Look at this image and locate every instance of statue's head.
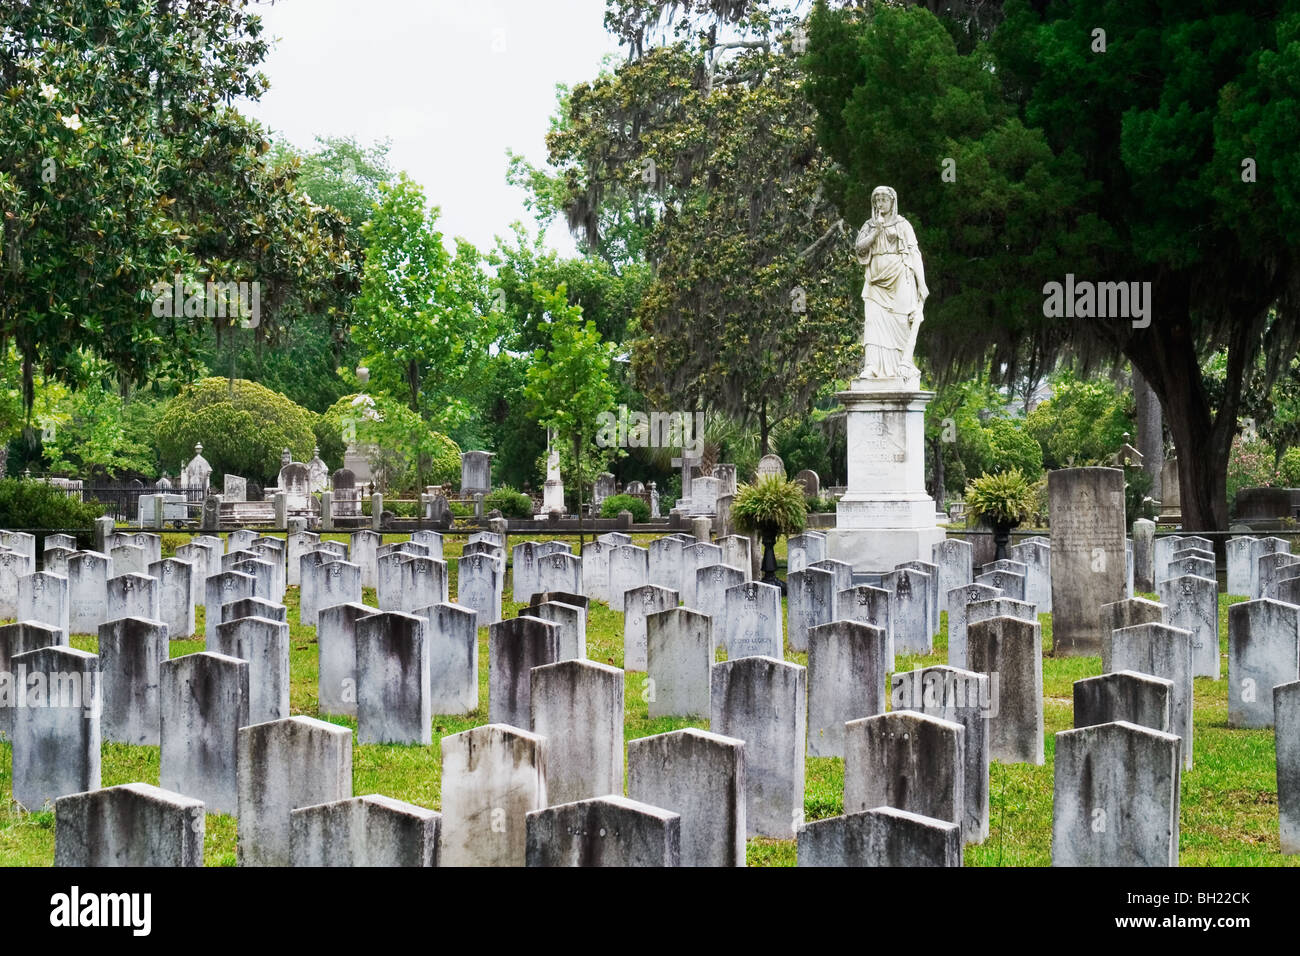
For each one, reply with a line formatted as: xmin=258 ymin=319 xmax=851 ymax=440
xmin=871 ymin=185 xmax=897 ymax=219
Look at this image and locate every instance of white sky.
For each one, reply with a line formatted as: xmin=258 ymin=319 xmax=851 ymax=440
xmin=240 ymin=0 xmax=625 ymax=258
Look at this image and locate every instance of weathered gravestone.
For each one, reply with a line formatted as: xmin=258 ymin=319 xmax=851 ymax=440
xmin=98 ymin=617 xmax=169 ymax=745
xmin=627 ymin=728 xmax=745 ymax=867
xmin=678 ymin=542 xmax=723 ymax=607
xmin=10 ymin=645 xmax=100 ymax=809
xmin=213 ymin=616 xmax=291 ymax=725
xmin=110 ymin=544 xmax=148 ymax=577
xmin=968 ymin=616 xmax=1044 ymax=765
xmin=882 ymin=567 xmax=932 ymax=655
xmin=695 ymin=564 xmax=746 ymax=644
xmin=237 ymin=716 xmax=353 ymax=867
xmin=975 ymin=567 xmax=1026 ymax=604
xmin=222 ymin=597 xmax=286 ymax=625
xmin=1158 ymin=574 xmax=1219 ymax=679
xmin=488 ymin=616 xmax=560 ymax=728
xmin=787 ymin=567 xmax=834 ymax=654
xmin=797 ymin=806 xmax=962 ymax=868
xmin=18 ymin=571 xmax=69 ymax=643
xmin=0 ymin=621 xmax=63 ymax=739
xmin=710 ymin=656 xmax=806 ymax=838
xmin=317 ymin=602 xmax=379 ymax=718
xmin=1009 ymin=540 xmax=1053 ymax=611
xmin=945 ymin=583 xmax=1002 ymax=670
xmin=54 ymin=783 xmax=205 ymax=867
xmin=290 ymin=794 xmax=439 ymax=867
xmin=1227 ymin=599 xmax=1300 ymax=728
xmin=439 ymin=723 xmax=547 ymax=867
xmin=1051 ymin=721 xmax=1181 ymax=867
xmin=843 ymin=709 xmax=965 ymax=842
xmin=835 ymin=584 xmax=893 ymax=670
xmin=148 ymin=558 xmax=195 ymax=639
xmin=786 ymin=532 xmax=827 ymax=575
xmin=457 ymin=553 xmax=503 ymax=627
xmin=414 ymin=601 xmax=478 ymax=715
xmin=897 ymin=559 xmax=941 ymax=636
xmin=158 ymin=653 xmax=248 ymax=816
xmin=724 ymin=580 xmax=783 ymax=659
xmin=348 ymin=529 xmax=380 ymax=590
xmin=932 ymin=538 xmax=974 ymax=603
xmin=355 ymin=612 xmax=430 ymax=745
xmin=646 ymin=606 xmax=712 ymax=718
xmin=1109 ymin=622 xmax=1194 ymax=770
xmin=891 ymin=665 xmax=991 ymax=844
xmin=67 ymin=551 xmax=111 ymax=634
xmin=519 ymin=601 xmax=586 ymax=661
xmin=535 ymin=551 xmax=582 ymax=597
xmin=106 ymin=572 xmax=159 ymax=624
xmin=806 ymin=620 xmax=887 ymax=759
xmin=529 ymin=659 xmax=623 ymax=805
xmin=649 ymin=536 xmax=686 ymax=592
xmin=1073 ymin=670 xmax=1172 ymax=734
xmin=1276 ymin=680 xmax=1300 ymax=854
xmin=525 ymin=796 xmax=680 ymax=867
xmin=205 ymin=571 xmax=256 ymax=644
xmin=0 ymin=548 xmax=33 ymax=619
xmin=1049 ymin=468 xmax=1128 ymax=656
xmin=1132 ymin=519 xmax=1157 ymax=593
xmin=717 ymin=535 xmax=752 ymax=581
xmin=1099 ymin=596 xmax=1166 ymax=673
xmin=607 ymin=544 xmax=649 ymax=607
xmin=623 ymin=584 xmax=678 ymax=672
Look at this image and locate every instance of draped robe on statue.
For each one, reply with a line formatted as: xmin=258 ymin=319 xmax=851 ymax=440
xmin=856 ymin=214 xmax=927 ymax=380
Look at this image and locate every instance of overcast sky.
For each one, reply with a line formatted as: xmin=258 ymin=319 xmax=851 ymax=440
xmin=240 ymin=0 xmax=625 ymax=258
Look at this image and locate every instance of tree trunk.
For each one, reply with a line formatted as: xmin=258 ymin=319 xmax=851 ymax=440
xmin=1127 ymin=306 xmax=1248 ymax=532
xmin=1133 ymin=366 xmax=1163 ymax=501
xmin=574 ymin=430 xmax=584 ymax=549
xmin=759 ymin=400 xmax=769 ymax=457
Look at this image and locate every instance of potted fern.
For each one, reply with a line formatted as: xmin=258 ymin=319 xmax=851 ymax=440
xmin=732 ymin=474 xmax=807 ymax=593
xmin=965 ymin=467 xmax=1035 ymax=560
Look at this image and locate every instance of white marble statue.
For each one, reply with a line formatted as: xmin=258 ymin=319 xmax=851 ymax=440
xmin=855 ymin=185 xmax=929 ymax=384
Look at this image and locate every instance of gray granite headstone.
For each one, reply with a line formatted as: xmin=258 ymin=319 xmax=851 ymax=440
xmin=1049 ymin=467 xmax=1127 ymax=655
xmin=1073 ymin=670 xmax=1172 ymax=734
xmin=1227 ymin=598 xmax=1300 ymax=728
xmin=968 ymin=615 xmax=1043 ymax=765
xmin=807 ymin=620 xmax=887 ymax=758
xmin=797 ymin=807 xmax=961 ymax=867
xmin=525 ymin=796 xmax=680 ymax=867
xmin=439 ymin=723 xmax=547 ymax=867
xmin=1109 ymin=622 xmax=1194 ymax=770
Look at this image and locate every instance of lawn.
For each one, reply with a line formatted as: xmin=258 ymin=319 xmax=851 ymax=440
xmin=0 ymin=533 xmax=1293 ymax=866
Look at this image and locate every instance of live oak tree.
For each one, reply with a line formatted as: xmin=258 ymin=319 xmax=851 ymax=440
xmin=545 ymin=3 xmax=860 ymax=455
xmin=806 ymin=0 xmax=1300 ymax=530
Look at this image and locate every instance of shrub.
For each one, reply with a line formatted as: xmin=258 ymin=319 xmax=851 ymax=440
xmin=1280 ymin=447 xmax=1300 ymax=487
xmin=965 ymin=467 xmax=1035 ymax=527
xmin=486 ymin=485 xmax=535 ymax=519
xmin=156 ymin=378 xmax=317 ymax=483
xmin=0 ymin=478 xmax=104 ymax=528
xmin=600 ymin=493 xmax=649 ymax=522
xmin=805 ymin=494 xmax=836 ymax=514
xmin=732 ymin=475 xmax=807 ymax=536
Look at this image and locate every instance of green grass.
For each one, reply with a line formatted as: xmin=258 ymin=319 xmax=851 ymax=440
xmin=1 ymin=535 xmax=1295 ymax=866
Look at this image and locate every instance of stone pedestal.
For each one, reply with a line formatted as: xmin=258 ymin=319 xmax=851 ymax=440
xmin=825 ymin=383 xmax=944 ymax=571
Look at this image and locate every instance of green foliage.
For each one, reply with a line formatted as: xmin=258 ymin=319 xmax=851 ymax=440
xmin=524 ymin=284 xmax=618 ymax=511
xmin=485 ymin=485 xmax=535 ymax=519
xmin=1227 ymin=437 xmax=1280 ymax=515
xmin=774 ymin=418 xmax=833 ymax=486
xmin=600 ymin=493 xmax=650 ymax=523
xmin=0 ymin=478 xmax=102 ymax=528
xmin=1279 ymin=447 xmax=1300 ymax=487
xmin=966 ymin=417 xmax=1044 ymax=480
xmin=1024 ymin=371 xmax=1133 ymax=469
xmin=341 ymin=394 xmax=460 ymax=493
xmin=732 ymin=474 xmax=808 ymax=537
xmin=805 ymin=495 xmax=837 ymax=514
xmin=354 ymin=174 xmax=497 ymax=431
xmin=40 ymin=376 xmax=165 ymax=479
xmin=0 ymin=1 xmax=358 ymax=401
xmin=155 ymin=378 xmax=317 ymax=483
xmin=965 ymin=467 xmax=1035 ymax=527
xmin=1124 ymin=464 xmax=1157 ymax=531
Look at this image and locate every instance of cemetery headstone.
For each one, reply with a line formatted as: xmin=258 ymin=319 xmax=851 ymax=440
xmin=1049 ymin=467 xmax=1127 ymax=656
